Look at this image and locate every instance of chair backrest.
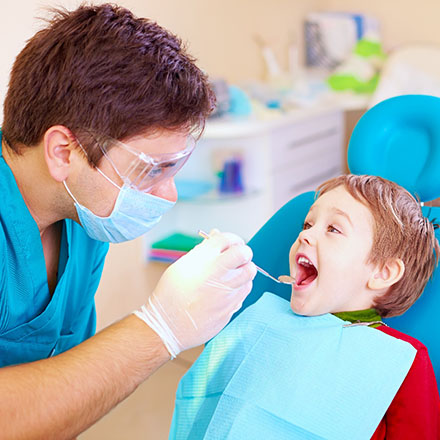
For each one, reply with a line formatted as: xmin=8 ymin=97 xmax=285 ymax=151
xmin=236 ymin=94 xmax=440 ymax=388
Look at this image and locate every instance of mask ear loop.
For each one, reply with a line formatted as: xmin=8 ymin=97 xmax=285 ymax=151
xmin=94 ymin=166 xmax=122 ymax=190
xmin=63 ymin=180 xmax=81 ymax=205
xmin=63 ymin=167 xmax=121 ymax=211
xmin=63 ymin=143 xmax=122 ymax=207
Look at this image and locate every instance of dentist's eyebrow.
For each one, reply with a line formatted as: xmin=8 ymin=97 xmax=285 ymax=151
xmin=331 ymin=207 xmax=353 ymax=227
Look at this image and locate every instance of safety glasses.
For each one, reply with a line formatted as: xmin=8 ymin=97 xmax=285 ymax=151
xmin=78 ymin=131 xmax=196 ymax=193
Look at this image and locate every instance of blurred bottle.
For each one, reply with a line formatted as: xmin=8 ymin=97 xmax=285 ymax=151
xmin=219 ymin=157 xmax=244 ymax=194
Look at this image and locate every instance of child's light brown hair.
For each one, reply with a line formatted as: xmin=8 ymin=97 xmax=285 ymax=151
xmin=316 ymin=174 xmax=439 ymax=318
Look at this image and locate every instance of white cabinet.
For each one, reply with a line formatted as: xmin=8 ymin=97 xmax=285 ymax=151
xmin=146 ymin=106 xmax=344 ymax=247
xmin=269 ymin=110 xmax=344 ymax=210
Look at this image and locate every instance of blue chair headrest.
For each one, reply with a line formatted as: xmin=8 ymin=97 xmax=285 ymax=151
xmin=348 ymin=95 xmax=440 ymax=202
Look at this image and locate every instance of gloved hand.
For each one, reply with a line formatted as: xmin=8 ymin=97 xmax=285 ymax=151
xmin=134 ymin=229 xmax=256 ymax=358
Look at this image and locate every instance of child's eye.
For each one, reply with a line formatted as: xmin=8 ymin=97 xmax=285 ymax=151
xmin=328 ymin=224 xmax=341 ymax=234
xmin=303 ymin=221 xmax=312 ymax=230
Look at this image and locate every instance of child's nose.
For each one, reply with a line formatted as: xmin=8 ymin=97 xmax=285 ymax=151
xmin=299 ymin=228 xmax=315 ymax=246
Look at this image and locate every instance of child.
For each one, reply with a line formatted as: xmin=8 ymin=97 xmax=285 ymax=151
xmin=170 ymin=175 xmax=440 ymax=440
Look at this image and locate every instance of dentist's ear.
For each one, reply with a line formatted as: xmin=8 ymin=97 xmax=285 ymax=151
xmin=368 ymin=258 xmax=405 ymax=292
xmin=43 ymin=125 xmax=76 ymax=182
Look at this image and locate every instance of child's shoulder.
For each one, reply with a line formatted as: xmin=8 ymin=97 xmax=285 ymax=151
xmin=376 ymin=325 xmax=428 ymax=353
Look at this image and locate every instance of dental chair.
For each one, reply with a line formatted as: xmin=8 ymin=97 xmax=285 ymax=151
xmin=235 ymin=94 xmax=440 ymax=389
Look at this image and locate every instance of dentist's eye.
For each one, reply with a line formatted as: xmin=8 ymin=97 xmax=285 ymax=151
xmin=328 ymin=224 xmax=341 ymax=234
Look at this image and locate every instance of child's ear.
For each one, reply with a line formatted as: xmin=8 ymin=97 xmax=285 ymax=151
xmin=367 ymin=258 xmax=405 ymax=291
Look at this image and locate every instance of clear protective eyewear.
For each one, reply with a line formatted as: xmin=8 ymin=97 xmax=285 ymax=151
xmin=78 ymin=131 xmax=196 ymax=193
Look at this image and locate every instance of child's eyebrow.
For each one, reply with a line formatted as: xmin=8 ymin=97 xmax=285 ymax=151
xmin=308 ymin=206 xmax=353 ymax=228
xmin=331 ymin=208 xmax=353 ymax=227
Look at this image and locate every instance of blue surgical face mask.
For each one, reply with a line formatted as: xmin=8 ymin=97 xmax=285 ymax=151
xmin=63 ymin=171 xmax=175 ymax=243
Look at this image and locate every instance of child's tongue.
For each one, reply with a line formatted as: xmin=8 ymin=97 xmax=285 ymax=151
xmin=297 ymin=262 xmax=318 ymax=286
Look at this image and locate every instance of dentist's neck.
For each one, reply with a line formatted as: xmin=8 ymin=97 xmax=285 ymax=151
xmin=2 ymin=139 xmax=68 ymax=232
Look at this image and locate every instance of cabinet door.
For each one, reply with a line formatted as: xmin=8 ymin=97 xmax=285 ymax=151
xmin=270 ymin=112 xmax=344 ymax=210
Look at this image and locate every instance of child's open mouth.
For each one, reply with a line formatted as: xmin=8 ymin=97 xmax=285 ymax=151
xmin=295 ymin=254 xmax=318 ymax=288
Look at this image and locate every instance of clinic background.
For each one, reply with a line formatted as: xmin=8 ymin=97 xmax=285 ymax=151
xmin=1 ymin=0 xmax=440 ymax=98
xmin=1 ymin=1 xmax=440 ymax=439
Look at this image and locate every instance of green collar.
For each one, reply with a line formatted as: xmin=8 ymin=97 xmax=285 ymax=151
xmin=333 ymin=308 xmax=384 ymax=328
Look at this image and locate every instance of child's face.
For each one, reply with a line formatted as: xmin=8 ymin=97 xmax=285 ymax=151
xmin=289 ymin=185 xmax=378 ymax=316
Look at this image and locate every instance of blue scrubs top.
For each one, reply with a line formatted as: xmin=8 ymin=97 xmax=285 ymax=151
xmin=0 ymin=136 xmax=109 ymax=367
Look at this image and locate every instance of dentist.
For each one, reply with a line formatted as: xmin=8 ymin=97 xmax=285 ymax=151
xmin=0 ymin=4 xmax=256 ymax=439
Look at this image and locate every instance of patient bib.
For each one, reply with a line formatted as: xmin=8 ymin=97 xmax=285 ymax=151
xmin=170 ymin=293 xmax=416 ymax=440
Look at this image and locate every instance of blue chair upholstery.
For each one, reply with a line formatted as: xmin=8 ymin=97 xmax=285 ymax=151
xmin=348 ymin=94 xmax=440 ymax=201
xmin=237 ymin=191 xmax=314 ymax=314
xmin=236 ymin=95 xmax=440 ymax=388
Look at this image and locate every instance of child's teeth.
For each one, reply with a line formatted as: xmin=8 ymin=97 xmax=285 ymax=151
xmin=298 ymin=256 xmax=312 ymax=266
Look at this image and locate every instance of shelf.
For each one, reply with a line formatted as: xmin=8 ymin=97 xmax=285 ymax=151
xmin=203 ymin=104 xmax=340 ymax=139
xmin=179 ymin=189 xmax=261 ymax=204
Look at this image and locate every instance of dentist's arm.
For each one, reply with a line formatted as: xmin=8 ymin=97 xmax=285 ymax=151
xmin=0 ymin=316 xmax=169 ymax=440
xmin=0 ymin=230 xmax=255 ymax=440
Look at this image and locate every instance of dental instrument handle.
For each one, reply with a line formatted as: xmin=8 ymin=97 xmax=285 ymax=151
xmin=254 ymin=264 xmax=284 ymax=283
xmin=198 ymin=230 xmax=294 ymax=285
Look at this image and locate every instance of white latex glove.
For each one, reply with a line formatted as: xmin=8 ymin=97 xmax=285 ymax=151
xmin=134 ymin=229 xmax=256 ymax=358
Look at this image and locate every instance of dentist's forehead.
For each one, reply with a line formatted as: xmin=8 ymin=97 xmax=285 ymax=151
xmin=122 ymin=129 xmax=191 ymax=156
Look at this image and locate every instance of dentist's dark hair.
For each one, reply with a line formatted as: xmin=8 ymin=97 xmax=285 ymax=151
xmin=2 ymin=3 xmax=215 ymax=165
xmin=317 ymin=174 xmax=439 ymax=318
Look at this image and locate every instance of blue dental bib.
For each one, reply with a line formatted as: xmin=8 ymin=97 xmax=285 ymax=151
xmin=170 ymin=293 xmax=416 ymax=440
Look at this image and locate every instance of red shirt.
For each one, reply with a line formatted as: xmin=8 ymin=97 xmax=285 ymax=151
xmin=371 ymin=325 xmax=440 ymax=439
